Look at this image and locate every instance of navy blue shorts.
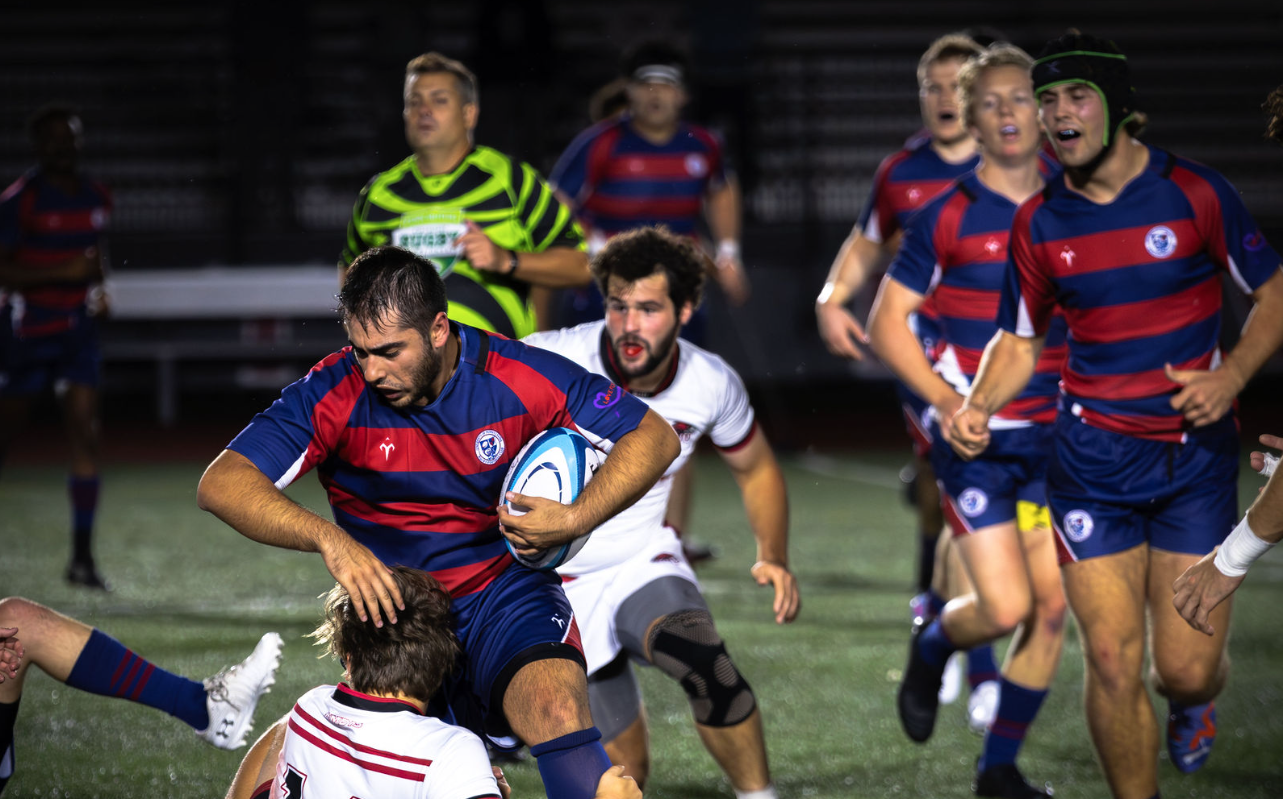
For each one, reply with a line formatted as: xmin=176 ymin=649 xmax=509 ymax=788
xmin=1047 ymin=412 xmax=1239 ymax=564
xmin=931 ymin=422 xmax=1053 ymax=536
xmin=435 ymin=563 xmax=585 ymax=747
xmin=0 ymin=311 xmax=100 ymax=396
xmin=896 ymin=382 xmax=935 ymax=459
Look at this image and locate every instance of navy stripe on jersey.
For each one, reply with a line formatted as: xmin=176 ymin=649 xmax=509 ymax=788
xmin=998 ymin=146 xmax=1280 ymax=441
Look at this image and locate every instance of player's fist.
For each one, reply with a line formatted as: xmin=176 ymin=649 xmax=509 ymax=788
xmin=1164 ymin=363 xmax=1243 ymax=427
xmin=594 ymin=766 xmax=642 ymax=799
xmin=1250 ymin=433 xmax=1283 ymax=474
xmin=498 ymin=491 xmax=586 ymax=551
xmin=947 ymin=404 xmax=991 ymax=460
xmin=458 ymin=221 xmax=505 ymax=273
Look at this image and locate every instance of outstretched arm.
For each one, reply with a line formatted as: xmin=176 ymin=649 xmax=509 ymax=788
xmin=719 ymin=426 xmax=799 ymax=623
xmin=198 ymin=450 xmax=404 ymax=627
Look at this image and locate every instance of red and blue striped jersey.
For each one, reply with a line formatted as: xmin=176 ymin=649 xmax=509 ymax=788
xmin=228 ymin=323 xmax=650 ymax=598
xmin=889 ymin=173 xmax=1068 ymax=425
xmin=550 ymin=116 xmax=726 ymax=237
xmin=998 ymin=146 xmax=1281 ymax=442
xmin=0 ymin=167 xmax=110 ymax=336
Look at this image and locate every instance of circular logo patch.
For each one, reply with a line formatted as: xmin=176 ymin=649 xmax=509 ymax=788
xmin=1144 ymin=226 xmax=1177 ymax=259
xmin=685 ymin=153 xmax=708 ymax=177
xmin=958 ymin=488 xmax=989 ymax=518
xmin=475 ymin=429 xmax=505 ymax=465
xmin=1063 ymin=509 xmax=1095 ymax=543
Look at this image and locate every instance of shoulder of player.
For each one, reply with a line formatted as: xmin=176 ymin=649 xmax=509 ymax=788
xmin=678 ymin=122 xmax=722 ymax=151
xmin=522 ymin=321 xmax=603 ymax=358
xmin=872 ymin=148 xmax=915 ymax=185
xmin=566 ymin=116 xmax=627 ymax=153
xmin=676 ymin=339 xmax=742 ymax=390
xmin=0 ymin=169 xmax=37 ymax=206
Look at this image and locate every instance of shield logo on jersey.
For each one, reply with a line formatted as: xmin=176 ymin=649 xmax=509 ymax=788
xmin=1063 ymin=509 xmax=1095 ymax=542
xmin=958 ymin=488 xmax=988 ymax=518
xmin=1144 ymin=226 xmax=1178 ymax=259
xmin=475 ymin=429 xmax=505 ymax=465
xmin=685 ymin=153 xmax=708 ymax=177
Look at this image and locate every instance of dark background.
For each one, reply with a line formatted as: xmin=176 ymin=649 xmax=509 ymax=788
xmin=0 ymin=0 xmax=1280 ymax=436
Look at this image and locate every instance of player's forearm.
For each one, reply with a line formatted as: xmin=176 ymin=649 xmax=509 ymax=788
xmin=706 ymin=178 xmax=741 ymax=245
xmin=197 ymin=449 xmax=339 ymax=555
xmin=817 ymin=230 xmax=883 ymax=308
xmin=1222 ymin=269 xmax=1283 ymax=389
xmin=736 ymin=456 xmax=790 ymax=566
xmin=964 ymin=330 xmax=1042 ymax=415
xmin=511 ymin=247 xmax=592 ymax=289
xmin=1247 ymin=461 xmax=1283 ymax=543
xmin=572 ymin=411 xmax=679 ymax=535
xmin=867 ymin=284 xmax=957 ymax=409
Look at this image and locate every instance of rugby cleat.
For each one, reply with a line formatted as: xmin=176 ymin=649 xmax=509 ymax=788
xmin=973 ymin=763 xmax=1053 ymax=798
xmin=897 ymin=620 xmax=946 ymax=742
xmin=65 ymin=559 xmax=110 ymax=591
xmin=1167 ymin=700 xmax=1216 ymax=774
xmin=909 ymin=594 xmax=962 ymax=705
xmin=197 ymin=632 xmax=283 ymax=750
xmin=967 ymin=679 xmax=1001 ymax=735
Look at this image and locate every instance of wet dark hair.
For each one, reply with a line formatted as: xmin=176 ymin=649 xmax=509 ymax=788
xmin=622 ymin=40 xmax=689 ymax=83
xmin=591 ymin=226 xmax=705 ymax=313
xmin=27 ymin=103 xmax=79 ymax=143
xmin=310 ymin=566 xmax=460 ymax=701
xmin=338 ymin=246 xmax=447 ymax=339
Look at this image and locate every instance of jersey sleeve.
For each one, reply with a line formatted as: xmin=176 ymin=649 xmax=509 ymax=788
xmin=997 ymin=200 xmax=1057 ymax=339
xmin=856 ymin=153 xmax=899 ymax=244
xmin=548 ymin=128 xmax=595 ymax=206
xmin=708 ymin=355 xmax=756 ymax=451
xmin=227 ymin=353 xmax=360 ymax=488
xmin=514 ymin=343 xmax=649 ymax=450
xmin=886 ymin=204 xmax=941 ymax=297
xmin=423 ymin=730 xmax=501 ymax=799
xmin=696 ymin=126 xmax=729 ymax=192
xmin=514 ymin=161 xmax=586 ymax=252
xmin=1175 ymin=163 xmax=1281 ymax=295
xmin=340 ymin=177 xmax=379 ymax=268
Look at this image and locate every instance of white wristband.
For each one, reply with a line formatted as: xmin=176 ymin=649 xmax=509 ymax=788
xmin=1258 ymin=452 xmax=1280 ymax=477
xmin=1213 ymin=514 xmax=1275 ymax=577
xmin=717 ymin=239 xmax=740 ymax=263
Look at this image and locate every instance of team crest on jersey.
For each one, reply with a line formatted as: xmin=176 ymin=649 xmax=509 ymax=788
xmin=1144 ymin=226 xmax=1178 ymax=259
xmin=685 ymin=153 xmax=708 ymax=177
xmin=984 ymin=237 xmax=1002 ymax=256
xmin=1243 ymin=232 xmax=1267 ymax=252
xmin=1063 ymin=509 xmax=1095 ymax=542
xmin=672 ymin=421 xmax=696 ymax=443
xmin=906 ymin=187 xmax=923 ymax=203
xmin=475 ymin=429 xmax=505 ymax=464
xmin=958 ymin=488 xmax=988 ymax=518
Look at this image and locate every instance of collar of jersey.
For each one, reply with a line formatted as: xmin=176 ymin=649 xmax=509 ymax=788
xmin=598 ymin=325 xmax=680 ymax=398
xmin=333 ymin=683 xmax=423 ymax=715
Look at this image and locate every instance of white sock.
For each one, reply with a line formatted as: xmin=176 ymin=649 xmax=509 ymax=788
xmin=734 ymin=786 xmax=778 ymax=799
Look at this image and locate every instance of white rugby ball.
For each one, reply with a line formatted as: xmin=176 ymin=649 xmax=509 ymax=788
xmin=500 ymin=427 xmax=603 ymax=570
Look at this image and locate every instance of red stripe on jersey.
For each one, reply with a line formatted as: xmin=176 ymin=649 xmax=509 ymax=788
xmin=584 ymin=126 xmax=623 ymax=194
xmin=12 ymin=248 xmax=79 ymax=265
xmin=15 ymin=317 xmax=75 ymax=335
xmin=305 ymin=352 xmax=367 ymax=478
xmin=949 ymin=231 xmax=1009 ymax=268
xmin=582 ymin=194 xmax=703 ymax=219
xmin=326 ymin=481 xmax=495 ymax=534
xmin=1036 ymin=344 xmax=1067 ymax=373
xmin=1032 ymin=220 xmax=1204 ymax=278
xmin=486 ymin=353 xmax=577 ymax=432
xmin=1063 ymin=277 xmax=1222 ymax=345
xmin=287 ymin=717 xmax=426 ymax=782
xmin=1009 ymin=195 xmax=1058 ymax=335
xmin=715 ymin=421 xmax=757 ymax=453
xmin=599 ymin=153 xmax=710 ymax=182
xmin=1168 ymin=165 xmax=1230 ymax=267
xmin=1062 ymin=351 xmax=1212 ymax=402
xmin=934 ymin=284 xmax=999 ymax=322
xmin=996 ymin=395 xmax=1056 ymax=423
xmin=29 ymin=207 xmax=99 ymax=234
xmin=932 ymin=190 xmax=971 ymax=266
xmin=338 ymin=416 xmax=533 ymax=477
xmin=432 ymin=553 xmax=512 ymax=598
xmin=294 ymin=704 xmax=435 ymax=766
xmin=1073 ymin=406 xmax=1185 ymax=443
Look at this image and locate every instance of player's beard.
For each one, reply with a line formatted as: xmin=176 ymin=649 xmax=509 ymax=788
xmin=384 ymin=346 xmax=441 ymax=409
xmin=613 ymin=322 xmax=680 ymax=380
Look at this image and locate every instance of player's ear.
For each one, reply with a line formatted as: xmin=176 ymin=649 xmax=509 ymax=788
xmin=678 ymin=301 xmax=694 ymax=327
xmin=430 ymin=311 xmax=451 ymax=347
xmin=463 ymin=101 xmax=479 ymax=132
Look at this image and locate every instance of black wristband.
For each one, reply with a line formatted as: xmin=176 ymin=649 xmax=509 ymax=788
xmin=504 ymin=250 xmax=519 ymax=275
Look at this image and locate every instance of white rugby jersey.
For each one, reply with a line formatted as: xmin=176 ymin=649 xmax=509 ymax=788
xmin=524 ymin=321 xmax=756 ymax=574
xmin=271 ymin=684 xmax=500 ymax=799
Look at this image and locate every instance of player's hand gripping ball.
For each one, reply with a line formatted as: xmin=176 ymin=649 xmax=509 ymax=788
xmin=500 ymin=428 xmax=603 ymax=569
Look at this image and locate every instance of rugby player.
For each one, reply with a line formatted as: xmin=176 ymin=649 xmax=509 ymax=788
xmin=199 ymin=246 xmax=680 ymax=799
xmin=948 ymin=33 xmax=1282 ymax=799
xmin=0 ymin=106 xmax=112 ymax=589
xmin=0 ymin=598 xmax=281 ymax=794
xmin=524 ymin=226 xmax=799 ymax=798
xmin=814 ymin=31 xmax=1000 ymax=722
xmin=870 ymin=44 xmax=1067 ymax=798
xmin=340 ymin=52 xmax=589 ymax=338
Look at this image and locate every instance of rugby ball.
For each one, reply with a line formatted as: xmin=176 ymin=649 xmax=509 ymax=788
xmin=500 ymin=427 xmax=603 ymax=570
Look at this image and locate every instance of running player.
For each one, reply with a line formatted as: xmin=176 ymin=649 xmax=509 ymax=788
xmin=341 ymin=52 xmax=589 ymax=338
xmin=948 ymin=33 xmax=1282 ymax=799
xmin=0 ymin=597 xmax=281 ymax=794
xmin=871 ymin=44 xmax=1067 ymax=798
xmin=199 ymin=246 xmax=680 ymax=799
xmin=814 ymin=31 xmax=1000 ymax=721
xmin=0 ymin=106 xmax=112 ymax=589
xmin=524 ymin=226 xmax=799 ymax=799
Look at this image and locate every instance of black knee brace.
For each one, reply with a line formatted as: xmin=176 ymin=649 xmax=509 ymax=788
xmin=647 ymin=610 xmax=756 ymax=727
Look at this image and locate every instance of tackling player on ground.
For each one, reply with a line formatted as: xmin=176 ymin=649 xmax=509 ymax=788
xmin=948 ymin=33 xmax=1282 ymax=799
xmin=524 ymin=226 xmax=799 ymax=799
xmin=341 ymin=52 xmax=590 ymax=337
xmin=200 ymin=245 xmax=680 ymax=799
xmin=870 ymin=44 xmax=1067 ymax=798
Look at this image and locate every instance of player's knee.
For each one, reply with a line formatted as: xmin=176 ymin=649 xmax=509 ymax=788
xmin=0 ymin=596 xmax=45 ymax=630
xmin=978 ymin=593 xmax=1031 ymax=636
xmin=1151 ymin=656 xmax=1226 ymax=702
xmin=646 ymin=610 xmax=756 ymax=727
xmin=1082 ymin=636 xmax=1145 ymax=695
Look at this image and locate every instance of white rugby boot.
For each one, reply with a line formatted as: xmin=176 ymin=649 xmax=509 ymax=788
xmin=939 ymin=651 xmax=963 ymax=705
xmin=197 ymin=632 xmax=284 ymax=750
xmin=967 ymin=679 xmax=1001 ymax=735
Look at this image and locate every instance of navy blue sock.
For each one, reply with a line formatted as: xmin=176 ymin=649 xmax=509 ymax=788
xmin=917 ymin=530 xmax=936 ymax=591
xmin=926 ymin=589 xmax=947 ymax=617
xmin=68 ymin=475 xmax=99 ymax=562
xmin=0 ymin=699 xmax=17 ymax=788
xmin=966 ymin=644 xmax=999 ymax=689
xmin=916 ymin=618 xmax=957 ymax=670
xmin=65 ymin=629 xmax=208 ymax=730
xmin=979 ymin=678 xmax=1048 ymax=770
xmin=530 ymin=727 xmax=612 ymax=799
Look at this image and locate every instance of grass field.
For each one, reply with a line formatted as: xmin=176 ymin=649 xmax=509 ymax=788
xmin=1 ymin=448 xmax=1281 ymax=798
